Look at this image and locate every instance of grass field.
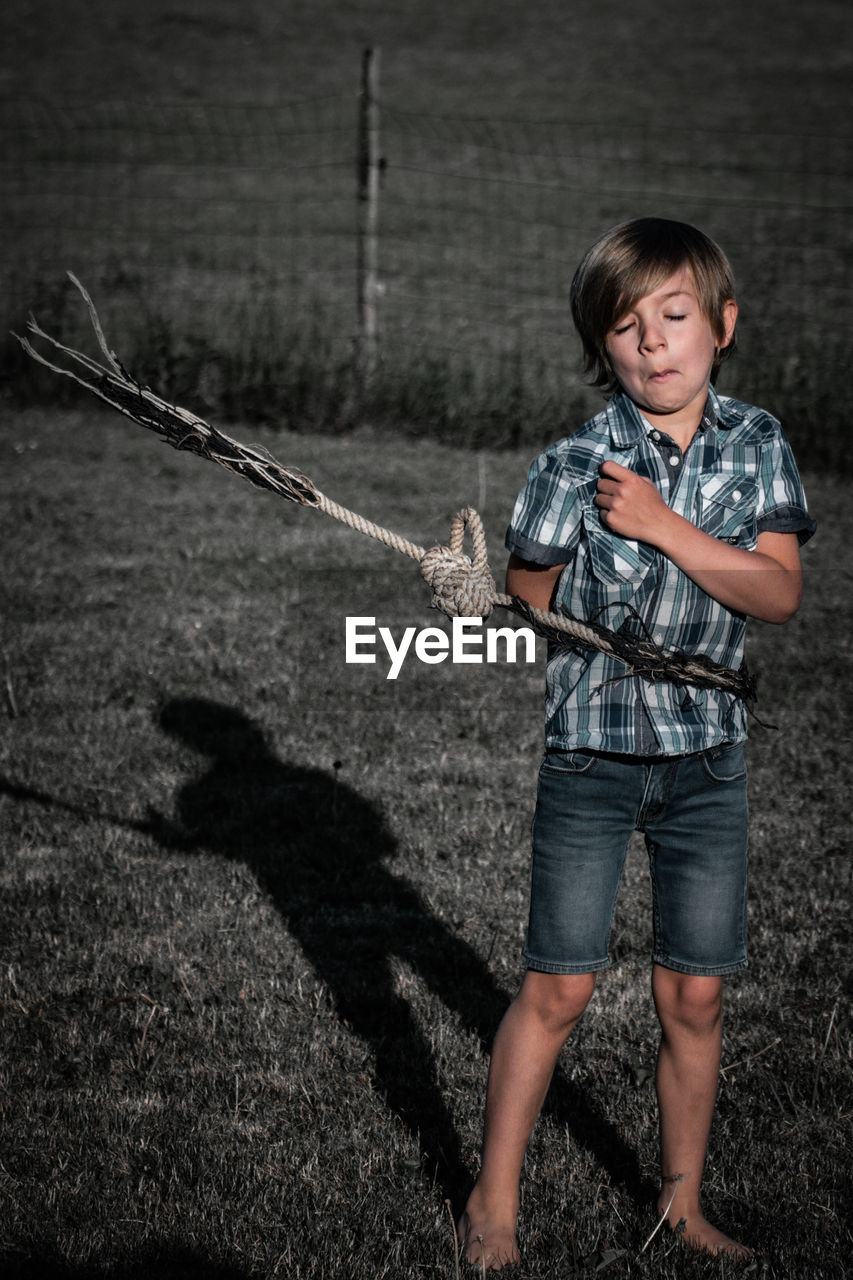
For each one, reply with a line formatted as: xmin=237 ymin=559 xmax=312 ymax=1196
xmin=3 ymin=0 xmax=853 ymax=465
xmin=2 ymin=3 xmax=851 ymax=1275
xmin=1 ymin=401 xmax=850 ymax=1278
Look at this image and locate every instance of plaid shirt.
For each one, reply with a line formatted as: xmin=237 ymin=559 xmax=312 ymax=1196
xmin=506 ymin=388 xmax=816 ymax=756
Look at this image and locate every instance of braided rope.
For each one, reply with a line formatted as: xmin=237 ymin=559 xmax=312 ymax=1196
xmin=15 ymin=274 xmax=756 ymax=703
xmin=314 ymin=497 xmax=753 ymax=699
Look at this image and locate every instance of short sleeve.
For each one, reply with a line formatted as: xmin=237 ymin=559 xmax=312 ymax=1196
xmin=505 ymin=451 xmax=584 ymax=565
xmin=755 ymin=425 xmax=816 ymax=545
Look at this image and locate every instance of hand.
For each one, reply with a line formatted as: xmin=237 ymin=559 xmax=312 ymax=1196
xmin=594 ymin=460 xmax=672 ymax=543
xmin=595 ymin=463 xmax=803 ymax=622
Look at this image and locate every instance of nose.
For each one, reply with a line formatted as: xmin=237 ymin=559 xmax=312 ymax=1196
xmin=638 ymin=321 xmax=665 ymax=353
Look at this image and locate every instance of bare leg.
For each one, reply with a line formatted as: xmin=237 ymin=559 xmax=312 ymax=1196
xmin=652 ymin=965 xmax=752 ymax=1258
xmin=459 ymin=970 xmax=595 ymax=1271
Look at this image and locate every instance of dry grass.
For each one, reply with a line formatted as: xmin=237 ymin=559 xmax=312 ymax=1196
xmin=1 ymin=403 xmax=850 ymax=1278
xmin=3 ymin=1 xmax=852 ymax=467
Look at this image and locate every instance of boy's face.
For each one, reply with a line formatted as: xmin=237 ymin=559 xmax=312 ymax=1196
xmin=604 ymin=268 xmax=737 ymax=434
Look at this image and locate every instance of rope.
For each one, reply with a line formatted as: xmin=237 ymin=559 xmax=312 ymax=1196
xmin=315 ymin=496 xmax=755 ymax=700
xmin=320 ymin=494 xmax=591 ymax=635
xmin=16 ymin=274 xmax=757 ymax=704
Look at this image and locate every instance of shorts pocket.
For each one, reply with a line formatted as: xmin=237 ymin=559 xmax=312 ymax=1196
xmin=539 ymin=748 xmax=599 ymax=777
xmin=699 ymin=741 xmax=747 ymax=783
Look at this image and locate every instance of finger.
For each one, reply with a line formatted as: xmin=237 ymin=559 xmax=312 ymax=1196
xmin=599 ymin=460 xmax=630 ymax=479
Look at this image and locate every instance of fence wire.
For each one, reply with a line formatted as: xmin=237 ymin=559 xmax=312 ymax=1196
xmin=4 ymin=91 xmax=851 ymax=451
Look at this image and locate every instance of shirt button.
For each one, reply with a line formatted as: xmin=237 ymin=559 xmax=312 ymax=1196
xmin=654 ymin=633 xmax=664 ymax=644
xmin=669 ymin=455 xmax=679 ymax=466
xmin=732 ymin=489 xmax=742 ymax=500
xmin=650 ymin=430 xmax=661 ymax=441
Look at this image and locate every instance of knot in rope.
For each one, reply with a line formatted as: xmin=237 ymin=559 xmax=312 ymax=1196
xmin=419 ymin=507 xmax=498 ymax=619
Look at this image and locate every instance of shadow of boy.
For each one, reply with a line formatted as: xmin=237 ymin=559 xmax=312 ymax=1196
xmin=148 ymin=697 xmax=652 ymax=1214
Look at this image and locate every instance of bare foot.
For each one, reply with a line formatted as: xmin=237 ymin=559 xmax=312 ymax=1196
xmin=457 ymin=1208 xmax=521 ymax=1272
xmin=659 ymin=1206 xmax=754 ymax=1260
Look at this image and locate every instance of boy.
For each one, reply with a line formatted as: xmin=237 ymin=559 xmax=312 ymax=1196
xmin=458 ymin=218 xmax=815 ymax=1269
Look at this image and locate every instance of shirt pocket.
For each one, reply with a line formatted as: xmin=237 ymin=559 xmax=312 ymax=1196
xmin=574 ymin=480 xmax=657 ymax=588
xmin=697 ymin=474 xmax=758 ymax=547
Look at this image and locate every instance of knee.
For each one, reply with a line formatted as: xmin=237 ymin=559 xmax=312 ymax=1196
xmin=654 ymin=970 xmax=722 ymax=1036
xmin=519 ymin=970 xmax=596 ymax=1034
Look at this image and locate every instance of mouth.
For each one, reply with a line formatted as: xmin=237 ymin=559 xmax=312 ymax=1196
xmin=648 ymin=369 xmax=678 ymax=384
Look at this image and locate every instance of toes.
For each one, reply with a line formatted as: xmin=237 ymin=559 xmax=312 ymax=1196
xmin=457 ymin=1215 xmax=520 ymax=1272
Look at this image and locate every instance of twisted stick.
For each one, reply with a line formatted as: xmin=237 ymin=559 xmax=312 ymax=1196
xmin=14 ymin=275 xmax=756 ymax=702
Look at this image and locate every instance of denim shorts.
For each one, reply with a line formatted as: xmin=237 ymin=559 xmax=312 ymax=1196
xmin=523 ymin=743 xmax=749 ymax=977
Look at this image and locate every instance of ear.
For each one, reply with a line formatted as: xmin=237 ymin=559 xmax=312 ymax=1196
xmin=720 ymin=298 xmax=738 ymax=348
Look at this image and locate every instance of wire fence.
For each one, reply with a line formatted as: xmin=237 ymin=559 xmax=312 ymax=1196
xmin=3 ymin=76 xmax=852 ymax=457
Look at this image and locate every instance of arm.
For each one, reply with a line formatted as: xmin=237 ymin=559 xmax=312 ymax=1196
xmin=505 ymin=553 xmax=568 ymax=610
xmin=595 ymin=461 xmax=802 ymax=624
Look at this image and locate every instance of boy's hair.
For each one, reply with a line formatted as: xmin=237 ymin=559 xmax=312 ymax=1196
xmin=570 ymin=217 xmax=737 ymax=391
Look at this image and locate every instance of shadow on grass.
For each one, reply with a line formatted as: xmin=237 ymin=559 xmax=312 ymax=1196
xmin=2 ymin=1243 xmax=249 ymax=1279
xmin=148 ymin=698 xmax=655 ymax=1212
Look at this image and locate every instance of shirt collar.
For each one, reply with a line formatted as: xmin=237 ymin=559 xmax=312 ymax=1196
xmin=605 ymin=386 xmax=726 ymax=448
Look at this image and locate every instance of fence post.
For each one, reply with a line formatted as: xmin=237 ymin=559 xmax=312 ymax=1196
xmin=356 ymin=46 xmax=380 ymax=389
